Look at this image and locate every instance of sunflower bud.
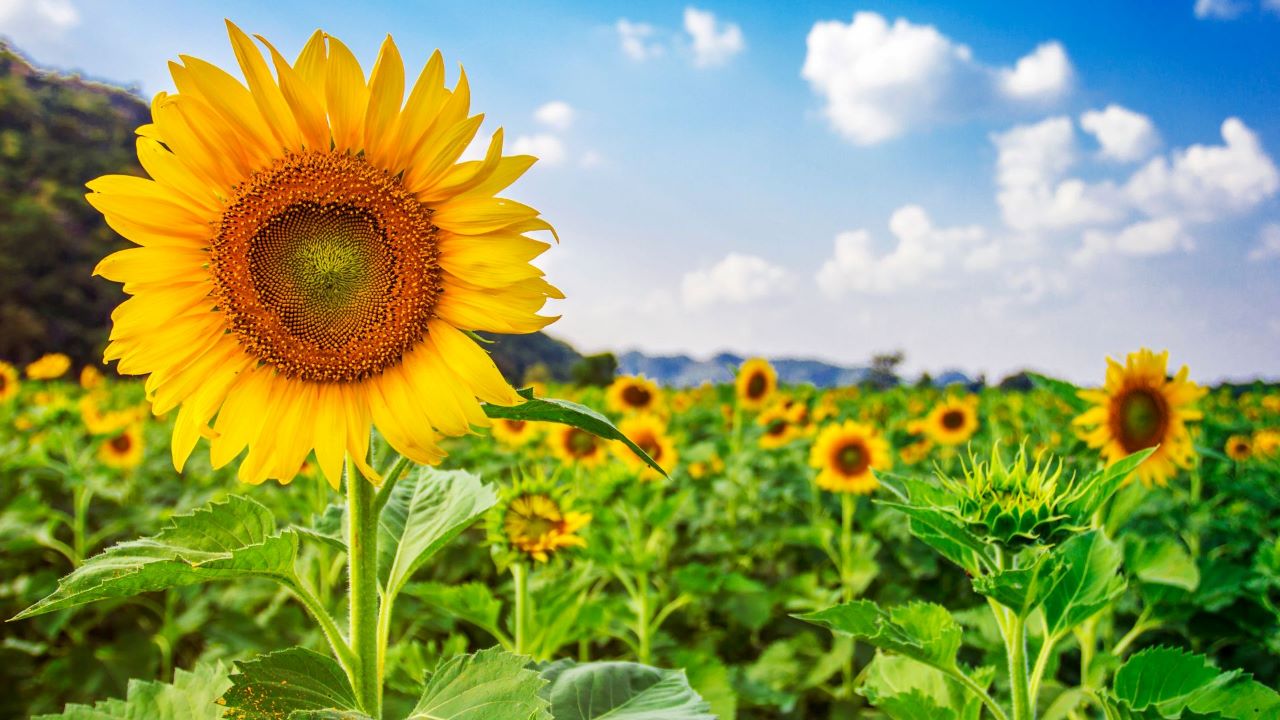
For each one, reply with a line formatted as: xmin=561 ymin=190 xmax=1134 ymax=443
xmin=943 ymin=445 xmax=1086 ymax=549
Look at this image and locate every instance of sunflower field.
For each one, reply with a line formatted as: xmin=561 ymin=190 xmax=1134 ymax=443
xmin=4 ymin=20 xmax=1280 ymax=720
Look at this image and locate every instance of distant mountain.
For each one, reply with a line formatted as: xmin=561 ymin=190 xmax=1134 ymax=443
xmin=617 ymin=350 xmax=874 ymax=388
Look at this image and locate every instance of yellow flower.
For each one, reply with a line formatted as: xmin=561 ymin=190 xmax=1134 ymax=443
xmin=501 ymin=493 xmax=590 ymax=563
xmin=1224 ymin=434 xmax=1252 ymax=461
xmin=1262 ymin=395 xmax=1280 ymax=413
xmin=615 ymin=414 xmax=677 ymax=479
xmin=735 ymin=357 xmax=776 ymax=410
xmin=491 ymin=418 xmax=540 ymax=447
xmin=1255 ymin=429 xmax=1280 ymax=458
xmin=757 ymin=405 xmax=800 ymax=449
xmin=99 ymin=425 xmax=144 ymax=469
xmin=1074 ymin=349 xmax=1206 ymax=487
xmin=26 ymin=353 xmax=70 ymax=380
xmin=86 ymin=23 xmax=560 ymax=488
xmin=548 ymin=425 xmax=608 ymax=467
xmin=809 ymin=420 xmax=891 ymax=494
xmin=671 ymin=391 xmax=694 ymax=414
xmin=924 ymin=395 xmax=980 ymax=446
xmin=606 ymin=375 xmax=662 ymax=414
xmin=0 ymin=361 xmax=18 ymax=402
xmin=80 ymin=365 xmax=105 ymax=390
xmin=899 ymin=439 xmax=932 ymax=465
xmin=79 ymin=394 xmax=144 ymax=435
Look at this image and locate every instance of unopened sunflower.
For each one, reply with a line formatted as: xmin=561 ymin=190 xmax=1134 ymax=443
xmin=1074 ymin=349 xmax=1205 ymax=487
xmin=606 ymin=375 xmax=662 ymax=415
xmin=26 ymin=353 xmax=70 ymax=380
xmin=615 ymin=414 xmax=676 ymax=479
xmin=736 ymin=358 xmax=776 ymax=410
xmin=809 ymin=420 xmax=891 ymax=494
xmin=548 ymin=425 xmax=608 ymax=467
xmin=0 ymin=361 xmax=18 ymax=402
xmin=87 ymin=23 xmax=560 ymax=488
xmin=1225 ymin=434 xmax=1252 ymax=461
xmin=491 ymin=418 xmax=540 ymax=447
xmin=99 ymin=425 xmax=144 ymax=469
xmin=924 ymin=395 xmax=980 ymax=446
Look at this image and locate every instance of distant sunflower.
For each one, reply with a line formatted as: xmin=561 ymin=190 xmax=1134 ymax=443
xmin=1225 ymin=434 xmax=1252 ymax=461
xmin=757 ymin=405 xmax=799 ymax=449
xmin=606 ymin=375 xmax=661 ymax=415
xmin=0 ymin=361 xmax=18 ymax=402
xmin=87 ymin=23 xmax=560 ymax=488
xmin=615 ymin=414 xmax=676 ymax=479
xmin=809 ymin=420 xmax=891 ymax=494
xmin=736 ymin=358 xmax=776 ymax=410
xmin=26 ymin=353 xmax=70 ymax=380
xmin=1255 ymin=429 xmax=1280 ymax=458
xmin=924 ymin=396 xmax=980 ymax=446
xmin=79 ymin=365 xmax=105 ymax=391
xmin=79 ymin=395 xmax=145 ymax=435
xmin=548 ymin=425 xmax=608 ymax=467
xmin=491 ymin=418 xmax=539 ymax=447
xmin=498 ymin=492 xmax=590 ymax=563
xmin=99 ymin=425 xmax=144 ymax=469
xmin=1074 ymin=349 xmax=1206 ymax=487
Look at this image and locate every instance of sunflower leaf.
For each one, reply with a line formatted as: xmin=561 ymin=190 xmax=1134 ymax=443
xmin=972 ymin=549 xmax=1067 ymax=617
xmin=33 ymin=661 xmax=231 ymax=719
xmin=408 ymin=647 xmax=550 ymax=720
xmin=12 ymin=495 xmax=298 ymax=620
xmin=221 ymin=648 xmax=360 ymax=720
xmin=1041 ymin=530 xmax=1126 ymax=638
xmin=1101 ymin=646 xmax=1280 ymax=719
xmin=539 ymin=660 xmax=714 ymax=720
xmin=795 ymin=600 xmax=963 ymax=675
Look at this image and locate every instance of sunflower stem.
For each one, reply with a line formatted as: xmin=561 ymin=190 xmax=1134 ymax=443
xmin=346 ymin=461 xmax=382 ymax=718
xmin=512 ymin=562 xmax=530 ymax=656
xmin=839 ymin=492 xmax=859 ymax=699
xmin=1008 ymin=613 xmax=1033 ymax=720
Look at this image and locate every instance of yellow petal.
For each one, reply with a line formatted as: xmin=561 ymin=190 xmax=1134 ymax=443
xmin=363 ymin=35 xmax=405 ymax=167
xmin=324 ymin=34 xmax=369 ymax=153
xmin=225 ymin=20 xmax=302 ymax=152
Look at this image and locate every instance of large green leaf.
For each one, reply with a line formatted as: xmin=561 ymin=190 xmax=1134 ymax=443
xmin=540 ymin=661 xmax=714 ymax=720
xmin=859 ymin=654 xmax=992 ymax=720
xmin=795 ymin=600 xmax=962 ymax=674
xmin=1041 ymin=530 xmax=1126 ymax=638
xmin=221 ymin=648 xmax=360 ymax=720
xmin=14 ymin=496 xmax=297 ymax=620
xmin=379 ymin=468 xmax=498 ymax=602
xmin=972 ymin=550 xmax=1066 ymax=617
xmin=402 ymin=581 xmax=505 ymax=641
xmin=1027 ymin=373 xmax=1088 ymax=413
xmin=1104 ymin=646 xmax=1280 ymax=719
xmin=34 ymin=662 xmax=230 ymax=719
xmin=408 ymin=647 xmax=549 ymax=720
xmin=483 ymin=390 xmax=667 ymax=477
xmin=1127 ymin=537 xmax=1200 ymax=592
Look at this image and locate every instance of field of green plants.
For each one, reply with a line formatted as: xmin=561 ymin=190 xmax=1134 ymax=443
xmin=4 ymin=355 xmax=1280 ymax=719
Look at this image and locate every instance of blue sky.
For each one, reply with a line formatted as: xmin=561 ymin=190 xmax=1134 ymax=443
xmin=4 ymin=0 xmax=1279 ymax=383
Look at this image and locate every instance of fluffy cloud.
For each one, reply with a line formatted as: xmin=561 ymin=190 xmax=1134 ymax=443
xmin=0 ymin=0 xmax=78 ymax=34
xmin=801 ymin=12 xmax=1073 ymax=145
xmin=683 ymin=7 xmax=744 ymax=68
xmin=511 ymin=134 xmax=567 ymax=166
xmin=1250 ymin=223 xmax=1280 ymax=261
xmin=1194 ymin=0 xmax=1249 ymax=18
xmin=534 ymin=101 xmax=574 ymax=131
xmin=1073 ymin=217 xmax=1193 ymax=265
xmin=999 ymin=42 xmax=1072 ymax=100
xmin=616 ymin=19 xmax=663 ymax=61
xmin=1080 ymin=105 xmax=1159 ymax=162
xmin=816 ymin=205 xmax=985 ymax=295
xmin=682 ymin=253 xmax=792 ymax=308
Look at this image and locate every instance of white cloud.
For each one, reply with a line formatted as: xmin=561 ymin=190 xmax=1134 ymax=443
xmin=817 ymin=205 xmax=985 ymax=295
xmin=534 ymin=101 xmax=574 ymax=131
xmin=1080 ymin=105 xmax=1159 ymax=162
xmin=0 ymin=0 xmax=78 ymax=35
xmin=1073 ymin=217 xmax=1193 ymax=265
xmin=1250 ymin=223 xmax=1280 ymax=261
xmin=1266 ymin=0 xmax=1280 ymax=14
xmin=682 ymin=253 xmax=792 ymax=308
xmin=511 ymin=134 xmax=567 ymax=166
xmin=999 ymin=42 xmax=1072 ymax=100
xmin=1125 ymin=118 xmax=1279 ymax=222
xmin=683 ymin=7 xmax=744 ymax=68
xmin=1194 ymin=0 xmax=1248 ymax=18
xmin=616 ymin=19 xmax=663 ymax=61
xmin=801 ymin=12 xmax=1074 ymax=145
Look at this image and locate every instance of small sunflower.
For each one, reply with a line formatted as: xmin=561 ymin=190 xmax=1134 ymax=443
xmin=615 ymin=414 xmax=677 ymax=479
xmin=606 ymin=375 xmax=662 ymax=415
xmin=1074 ymin=349 xmax=1206 ymax=487
xmin=80 ymin=365 xmax=105 ymax=391
xmin=757 ymin=404 xmax=799 ymax=449
xmin=0 ymin=361 xmax=18 ymax=402
xmin=924 ymin=395 xmax=980 ymax=446
xmin=495 ymin=491 xmax=590 ymax=563
xmin=491 ymin=418 xmax=540 ymax=447
xmin=809 ymin=420 xmax=891 ymax=494
xmin=548 ymin=425 xmax=608 ymax=467
xmin=87 ymin=23 xmax=560 ymax=488
xmin=26 ymin=353 xmax=71 ymax=380
xmin=1255 ymin=429 xmax=1280 ymax=458
xmin=1225 ymin=434 xmax=1252 ymax=461
xmin=735 ymin=357 xmax=777 ymax=410
xmin=99 ymin=425 xmax=144 ymax=469
xmin=79 ymin=395 xmax=145 ymax=435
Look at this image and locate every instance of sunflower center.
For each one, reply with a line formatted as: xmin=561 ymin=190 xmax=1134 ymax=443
xmin=941 ymin=409 xmax=966 ymax=430
xmin=504 ymin=420 xmax=527 ymax=433
xmin=637 ymin=433 xmax=663 ymax=461
xmin=110 ymin=434 xmax=133 ymax=453
xmin=622 ymin=385 xmax=652 ymax=408
xmin=746 ymin=373 xmax=767 ymax=399
xmin=567 ymin=428 xmax=597 ymax=456
xmin=1115 ymin=388 xmax=1168 ymax=452
xmin=834 ymin=440 xmax=869 ymax=475
xmin=212 ymin=151 xmax=442 ymax=383
xmin=767 ymin=419 xmax=788 ymax=437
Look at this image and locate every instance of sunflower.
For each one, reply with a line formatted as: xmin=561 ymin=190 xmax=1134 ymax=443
xmin=615 ymin=414 xmax=677 ymax=479
xmin=809 ymin=420 xmax=891 ymax=494
xmin=498 ymin=492 xmax=590 ymax=563
xmin=0 ymin=361 xmax=18 ymax=402
xmin=606 ymin=375 xmax=662 ymax=415
xmin=1225 ymin=434 xmax=1252 ymax=461
xmin=1074 ymin=349 xmax=1206 ymax=487
xmin=548 ymin=425 xmax=608 ymax=467
xmin=735 ymin=357 xmax=776 ymax=410
xmin=924 ymin=395 xmax=980 ymax=446
xmin=757 ymin=405 xmax=799 ymax=449
xmin=26 ymin=353 xmax=70 ymax=380
xmin=87 ymin=23 xmax=560 ymax=488
xmin=1255 ymin=429 xmax=1280 ymax=458
xmin=491 ymin=418 xmax=540 ymax=447
xmin=79 ymin=394 xmax=145 ymax=435
xmin=99 ymin=424 xmax=144 ymax=469
xmin=80 ymin=365 xmax=105 ymax=391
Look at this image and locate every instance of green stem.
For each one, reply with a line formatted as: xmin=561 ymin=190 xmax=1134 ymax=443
xmin=286 ymin=576 xmax=356 ymax=676
xmin=347 ymin=463 xmax=382 ymax=718
xmin=1008 ymin=614 xmax=1033 ymax=720
xmin=1028 ymin=630 xmax=1058 ymax=703
xmin=949 ymin=668 xmax=1010 ymax=720
xmin=636 ymin=569 xmax=651 ymax=665
xmin=372 ymin=454 xmax=411 ymax=516
xmin=1076 ymin=618 xmax=1097 ymax=689
xmin=512 ymin=563 xmax=530 ymax=656
xmin=1112 ymin=610 xmax=1158 ymax=657
xmin=71 ymin=483 xmax=92 ymax=566
xmin=839 ymin=492 xmax=858 ymax=699
xmin=727 ymin=399 xmax=744 ymax=529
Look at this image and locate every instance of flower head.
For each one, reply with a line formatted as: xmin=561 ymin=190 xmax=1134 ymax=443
xmin=26 ymin=353 xmax=70 ymax=380
xmin=735 ymin=358 xmax=776 ymax=410
xmin=809 ymin=420 xmax=891 ymax=494
xmin=606 ymin=375 xmax=662 ymax=415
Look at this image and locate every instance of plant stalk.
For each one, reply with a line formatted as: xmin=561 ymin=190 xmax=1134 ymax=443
xmin=347 ymin=463 xmax=382 ymax=718
xmin=1008 ymin=613 xmax=1033 ymax=720
xmin=512 ymin=562 xmax=530 ymax=656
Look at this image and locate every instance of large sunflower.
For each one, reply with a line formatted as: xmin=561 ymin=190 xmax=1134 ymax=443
xmin=605 ymin=375 xmax=661 ymax=415
xmin=923 ymin=395 xmax=980 ymax=446
xmin=1074 ymin=349 xmax=1206 ymax=487
xmin=735 ymin=357 xmax=776 ymax=410
xmin=809 ymin=420 xmax=891 ymax=494
xmin=88 ymin=23 xmax=560 ymax=488
xmin=0 ymin=361 xmax=18 ymax=402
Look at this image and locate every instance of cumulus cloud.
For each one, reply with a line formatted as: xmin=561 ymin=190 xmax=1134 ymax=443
xmin=1072 ymin=217 xmax=1193 ymax=265
xmin=0 ymin=0 xmax=79 ymax=36
xmin=801 ymin=12 xmax=1073 ymax=145
xmin=817 ymin=205 xmax=986 ymax=296
xmin=616 ymin=19 xmax=663 ymax=61
xmin=682 ymin=253 xmax=792 ymax=308
xmin=1080 ymin=105 xmax=1159 ymax=162
xmin=1250 ymin=222 xmax=1280 ymax=261
xmin=511 ymin=134 xmax=567 ymax=166
xmin=683 ymin=7 xmax=744 ymax=67
xmin=534 ymin=101 xmax=574 ymax=131
xmin=1194 ymin=0 xmax=1248 ymax=18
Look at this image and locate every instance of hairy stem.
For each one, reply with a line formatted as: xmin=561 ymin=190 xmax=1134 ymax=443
xmin=1009 ymin=614 xmax=1033 ymax=720
xmin=347 ymin=463 xmax=381 ymax=718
